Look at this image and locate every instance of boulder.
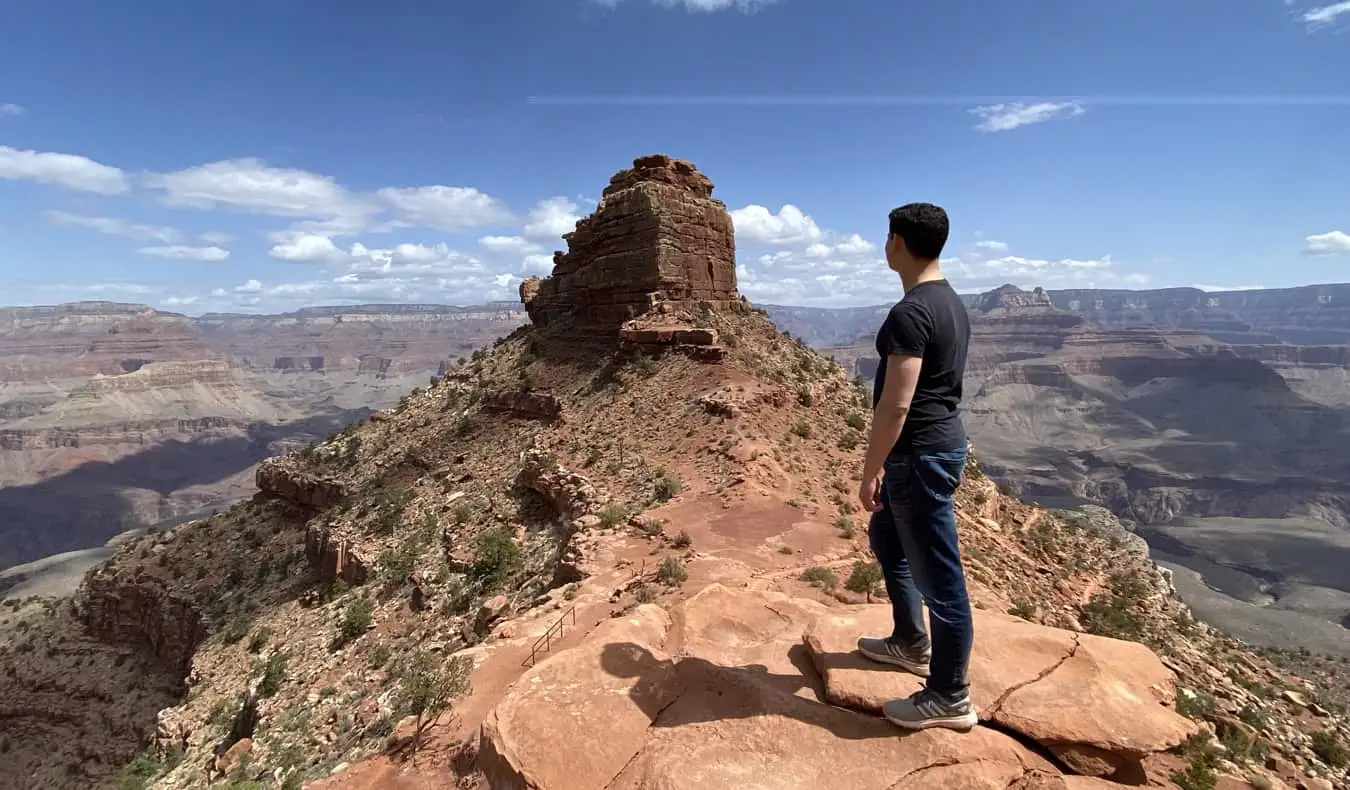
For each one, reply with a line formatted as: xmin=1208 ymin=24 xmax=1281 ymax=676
xmin=803 ymin=605 xmax=1197 ymax=777
xmin=477 ymin=605 xmax=681 ymax=790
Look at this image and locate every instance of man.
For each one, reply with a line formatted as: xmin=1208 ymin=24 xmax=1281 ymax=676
xmin=855 ymin=202 xmax=975 ymax=732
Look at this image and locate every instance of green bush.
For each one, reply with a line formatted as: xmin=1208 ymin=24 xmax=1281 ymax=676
xmin=658 ymin=556 xmax=687 ymax=587
xmin=335 ymin=598 xmax=374 ymax=647
xmin=1310 ymin=729 xmax=1347 ymax=768
xmin=800 ymin=566 xmax=839 ymax=591
xmin=470 ymin=527 xmax=521 ymax=589
xmin=844 ymin=561 xmax=882 ymax=599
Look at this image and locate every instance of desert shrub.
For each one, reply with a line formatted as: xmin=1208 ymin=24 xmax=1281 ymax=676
xmin=470 ymin=527 xmax=521 ymax=589
xmin=392 ymin=651 xmax=472 ymax=750
xmin=796 ymin=386 xmax=813 ymax=406
xmin=653 ymin=473 xmax=682 ymax=503
xmin=837 ymin=432 xmax=859 ymax=450
xmin=844 ymin=411 xmax=867 ymax=431
xmin=259 ymin=651 xmax=288 ymax=698
xmin=335 ymin=598 xmax=374 ymax=647
xmin=1310 ymin=729 xmax=1347 ymax=767
xmin=800 ymin=566 xmax=839 ymax=591
xmin=790 ymin=420 xmax=812 ymax=439
xmin=834 ymin=515 xmax=856 ymax=539
xmin=844 ymin=561 xmax=882 ymax=599
xmin=1168 ymin=732 xmax=1220 ymax=790
xmin=220 ymin=613 xmax=253 ymax=645
xmin=1008 ymin=599 xmax=1036 ymax=619
xmin=634 ymin=584 xmax=658 ymax=604
xmin=246 ymin=626 xmax=272 ymax=654
xmin=671 ymin=529 xmax=693 ymax=548
xmin=657 ymin=556 xmax=687 ymax=587
xmin=598 ymin=503 xmax=627 ymax=529
xmin=1175 ymin=688 xmax=1216 ymax=720
xmin=1080 ymin=571 xmax=1147 ymax=641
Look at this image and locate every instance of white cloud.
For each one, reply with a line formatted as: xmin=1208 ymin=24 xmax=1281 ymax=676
xmin=45 ymin=210 xmax=180 ymax=243
xmin=970 ymin=102 xmax=1085 ymax=133
xmin=268 ymin=232 xmax=347 ymax=263
xmin=162 ymin=295 xmax=200 ymax=307
xmin=1303 ymin=230 xmax=1350 ymax=255
xmin=0 ymin=145 xmax=129 ymax=194
xmin=730 ymin=204 xmax=823 ymax=245
xmin=200 ymin=231 xmax=234 ymax=244
xmin=375 ymin=185 xmax=513 ymax=231
xmin=591 ymin=0 xmax=777 ymax=11
xmin=0 ymin=103 xmax=24 ymax=117
xmin=522 ymin=196 xmax=582 ymax=241
xmin=478 ymin=235 xmax=545 ymax=256
xmin=1302 ymin=1 xmax=1350 ymax=25
xmin=143 ymin=158 xmax=379 ymax=234
xmin=234 ymin=279 xmax=264 ymax=294
xmin=138 ymin=245 xmax=231 ymax=262
xmin=731 ymin=207 xmax=1145 ymax=306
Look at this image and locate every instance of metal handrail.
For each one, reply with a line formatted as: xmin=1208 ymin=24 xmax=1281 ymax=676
xmin=522 ymin=605 xmax=577 ymax=667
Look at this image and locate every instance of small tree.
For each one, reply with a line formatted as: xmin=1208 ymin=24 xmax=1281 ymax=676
xmin=394 ymin=651 xmax=473 ymax=753
xmin=845 ymin=561 xmax=883 ymax=602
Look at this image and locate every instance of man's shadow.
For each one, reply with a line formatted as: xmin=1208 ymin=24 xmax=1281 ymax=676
xmin=598 ymin=641 xmax=918 ymax=742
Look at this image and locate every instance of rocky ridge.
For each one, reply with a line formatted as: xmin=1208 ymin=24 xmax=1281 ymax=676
xmin=0 ymin=157 xmax=1346 ymax=790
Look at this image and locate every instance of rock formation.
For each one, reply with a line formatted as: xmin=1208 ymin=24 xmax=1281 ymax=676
xmin=520 ymin=154 xmax=739 ymax=339
xmin=480 ymin=585 xmax=1197 ymax=788
xmin=3 ymin=158 xmax=1348 ymax=790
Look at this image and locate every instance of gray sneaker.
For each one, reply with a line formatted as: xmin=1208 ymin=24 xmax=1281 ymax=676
xmin=882 ymin=688 xmax=978 ymax=731
xmin=856 ymin=636 xmax=931 ymax=677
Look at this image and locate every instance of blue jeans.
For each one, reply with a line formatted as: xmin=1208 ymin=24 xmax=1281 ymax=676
xmin=867 ymin=447 xmax=972 ymax=698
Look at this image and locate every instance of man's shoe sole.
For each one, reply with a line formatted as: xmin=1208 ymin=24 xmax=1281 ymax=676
xmin=857 ymin=645 xmax=932 ymax=677
xmin=883 ymin=709 xmax=979 ymax=732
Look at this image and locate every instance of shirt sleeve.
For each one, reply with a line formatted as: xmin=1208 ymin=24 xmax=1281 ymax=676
xmin=882 ymin=301 xmax=932 ymax=359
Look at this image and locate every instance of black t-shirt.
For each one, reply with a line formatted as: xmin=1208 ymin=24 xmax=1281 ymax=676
xmin=872 ymin=279 xmax=971 ymax=455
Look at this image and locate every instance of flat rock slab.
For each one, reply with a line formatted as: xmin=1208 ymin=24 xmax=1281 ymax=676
xmin=803 ymin=605 xmax=1197 ymax=777
xmin=478 ymin=605 xmax=682 ymax=790
xmin=608 ymin=658 xmax=1061 ymax=790
xmin=671 ymin=583 xmax=830 ymax=700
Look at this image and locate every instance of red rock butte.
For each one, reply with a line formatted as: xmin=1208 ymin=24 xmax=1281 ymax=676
xmin=519 ymin=154 xmax=741 ymax=339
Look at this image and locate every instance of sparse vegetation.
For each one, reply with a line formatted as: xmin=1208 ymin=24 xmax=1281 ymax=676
xmin=1008 ymin=598 xmax=1036 ymax=620
xmin=259 ymin=650 xmax=289 ymax=697
xmin=598 ymin=502 xmax=627 ymax=529
xmin=844 ymin=561 xmax=882 ymax=600
xmin=470 ymin=527 xmax=522 ymax=589
xmin=658 ymin=556 xmax=687 ymax=587
xmin=1175 ymin=688 xmax=1217 ymax=720
xmin=247 ymin=626 xmax=272 ymax=653
xmin=1169 ymin=732 xmax=1220 ymax=790
xmin=392 ymin=650 xmax=472 ymax=751
xmin=834 ymin=515 xmax=856 ymax=539
xmin=800 ymin=566 xmax=839 ymax=591
xmin=653 ymin=472 xmax=682 ymax=503
xmin=1080 ymin=569 xmax=1148 ymax=641
xmin=335 ymin=598 xmax=374 ymax=648
xmin=1310 ymin=728 xmax=1347 ymax=768
xmin=671 ymin=529 xmax=692 ymax=548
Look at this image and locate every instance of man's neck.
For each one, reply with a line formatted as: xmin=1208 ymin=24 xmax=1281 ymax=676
xmin=900 ymin=262 xmax=945 ymax=292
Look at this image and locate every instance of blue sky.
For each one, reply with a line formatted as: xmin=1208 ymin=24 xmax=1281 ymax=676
xmin=1 ymin=0 xmax=1348 ymax=313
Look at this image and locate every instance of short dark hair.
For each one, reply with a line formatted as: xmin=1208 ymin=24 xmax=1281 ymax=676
xmin=888 ymin=203 xmax=949 ymax=260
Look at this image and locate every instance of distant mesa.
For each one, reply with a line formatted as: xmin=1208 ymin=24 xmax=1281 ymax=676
xmin=519 ymin=154 xmax=741 ymax=343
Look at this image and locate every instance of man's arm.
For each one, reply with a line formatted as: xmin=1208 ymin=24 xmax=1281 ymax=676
xmin=862 ymin=353 xmax=923 ymax=483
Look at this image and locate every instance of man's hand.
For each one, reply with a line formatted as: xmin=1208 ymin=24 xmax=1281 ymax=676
xmin=858 ymin=471 xmax=884 ymax=513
